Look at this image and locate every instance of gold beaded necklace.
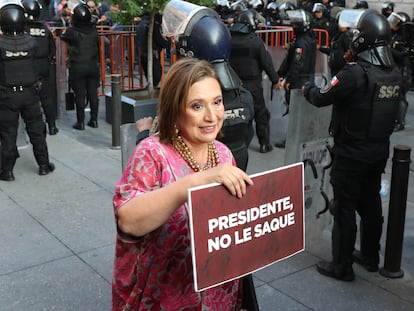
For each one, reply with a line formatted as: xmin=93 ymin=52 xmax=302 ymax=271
xmin=174 ymin=135 xmax=220 ymax=172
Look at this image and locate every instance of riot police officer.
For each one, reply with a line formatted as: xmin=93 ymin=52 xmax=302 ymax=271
xmin=229 ymin=9 xmax=281 ymax=153
xmin=319 ymin=8 xmax=352 ymax=76
xmin=60 ymin=2 xmax=100 ymax=130
xmin=0 ymin=2 xmax=55 ymax=181
xmin=277 ymin=9 xmax=316 ymax=147
xmin=22 ymin=0 xmax=58 ymax=135
xmin=303 ymin=9 xmax=403 ymax=281
xmin=279 ymin=9 xmax=316 ymax=92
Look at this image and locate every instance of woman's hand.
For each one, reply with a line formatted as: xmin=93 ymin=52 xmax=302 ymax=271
xmin=203 ymin=163 xmax=253 ymax=199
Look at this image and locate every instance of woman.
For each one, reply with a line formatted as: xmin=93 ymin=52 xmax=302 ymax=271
xmin=60 ymin=3 xmax=100 ymax=130
xmin=112 ymin=58 xmax=253 ymax=310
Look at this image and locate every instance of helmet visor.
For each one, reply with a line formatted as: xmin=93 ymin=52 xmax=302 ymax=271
xmin=286 ymin=9 xmax=306 ymax=24
xmin=387 ymin=12 xmax=403 ymax=28
xmin=338 ymin=9 xmax=366 ymax=29
xmin=162 ymin=0 xmax=218 ymax=37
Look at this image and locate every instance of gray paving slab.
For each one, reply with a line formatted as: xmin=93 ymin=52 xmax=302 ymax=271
xmin=78 ymin=244 xmax=115 ymax=283
xmin=269 ymin=267 xmax=414 ymax=311
xmin=0 ymin=192 xmax=72 ymax=275
xmin=0 ymin=256 xmax=111 ymax=311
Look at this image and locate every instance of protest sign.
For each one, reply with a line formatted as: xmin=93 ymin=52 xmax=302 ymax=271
xmin=188 ymin=162 xmax=304 ymax=291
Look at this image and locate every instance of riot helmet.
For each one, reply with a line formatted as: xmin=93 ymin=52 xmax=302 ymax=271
xmin=312 ymin=3 xmax=326 ymax=14
xmin=247 ymin=0 xmax=262 ymax=11
xmin=21 ymin=0 xmax=41 ymax=20
xmin=0 ymin=2 xmax=26 ymax=35
xmin=396 ymin=11 xmax=410 ymax=23
xmin=387 ymin=12 xmax=406 ymax=30
xmin=266 ymin=1 xmax=278 ymax=12
xmin=339 ymin=9 xmax=393 ymax=67
xmin=286 ymin=9 xmax=312 ymax=33
xmin=163 ymin=0 xmax=231 ymax=62
xmin=352 ymin=0 xmax=368 ymax=9
xmin=71 ymin=2 xmax=91 ymax=25
xmin=330 ymin=6 xmax=344 ymax=22
xmin=265 ymin=1 xmax=279 ymax=20
xmin=381 ymin=1 xmax=394 ymax=18
xmin=230 ymin=0 xmax=246 ymax=13
xmin=237 ymin=9 xmax=262 ymax=30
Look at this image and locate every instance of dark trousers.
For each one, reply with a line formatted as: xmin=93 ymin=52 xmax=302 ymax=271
xmin=69 ymin=62 xmax=100 ymax=123
xmin=329 ymin=155 xmax=386 ymax=266
xmin=242 ymin=79 xmax=270 ymax=146
xmin=0 ymin=88 xmax=49 ymax=171
xmin=39 ymin=71 xmax=58 ymax=126
xmin=140 ymin=53 xmax=162 ymax=87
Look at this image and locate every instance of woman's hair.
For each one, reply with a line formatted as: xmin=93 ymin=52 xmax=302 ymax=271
xmin=158 ymin=58 xmax=220 ymax=144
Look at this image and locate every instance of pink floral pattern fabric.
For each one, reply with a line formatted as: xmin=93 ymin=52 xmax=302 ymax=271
xmin=112 ymin=135 xmax=242 ymax=311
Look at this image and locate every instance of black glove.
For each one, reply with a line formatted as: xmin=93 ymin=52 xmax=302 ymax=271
xmin=302 ymin=81 xmax=315 ymax=99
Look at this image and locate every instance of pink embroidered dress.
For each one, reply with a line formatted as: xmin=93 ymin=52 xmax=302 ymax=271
xmin=112 ymin=135 xmax=242 ymax=311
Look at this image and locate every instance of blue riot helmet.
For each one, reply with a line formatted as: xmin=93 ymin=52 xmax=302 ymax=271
xmin=163 ymin=0 xmax=231 ymax=62
xmin=339 ymin=9 xmax=393 ymax=67
xmin=0 ymin=2 xmax=26 ymax=35
xmin=21 ymin=0 xmax=41 ymax=20
xmin=163 ymin=0 xmax=241 ymax=90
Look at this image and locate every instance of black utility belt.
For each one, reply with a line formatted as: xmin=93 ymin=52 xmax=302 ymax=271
xmin=0 ymin=82 xmax=40 ymax=92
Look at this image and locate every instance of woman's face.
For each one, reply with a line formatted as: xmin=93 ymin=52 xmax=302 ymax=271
xmin=177 ymin=77 xmax=224 ymax=147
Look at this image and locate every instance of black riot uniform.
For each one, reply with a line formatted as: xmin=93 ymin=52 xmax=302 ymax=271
xmin=229 ymin=9 xmax=280 ymax=153
xmin=22 ymin=0 xmax=58 ymax=135
xmin=388 ymin=12 xmax=412 ymax=131
xmin=303 ymin=9 xmax=403 ymax=281
xmin=60 ymin=3 xmax=100 ymax=130
xmin=319 ymin=26 xmax=353 ymax=76
xmin=278 ymin=9 xmax=316 ymax=90
xmin=136 ymin=13 xmax=169 ymax=88
xmin=0 ymin=3 xmax=54 ymax=181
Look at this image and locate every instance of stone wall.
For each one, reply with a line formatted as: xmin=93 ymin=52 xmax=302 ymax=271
xmin=343 ymin=1 xmax=413 ymax=18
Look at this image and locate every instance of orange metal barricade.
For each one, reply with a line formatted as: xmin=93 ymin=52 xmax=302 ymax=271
xmin=257 ymin=25 xmax=330 ymax=48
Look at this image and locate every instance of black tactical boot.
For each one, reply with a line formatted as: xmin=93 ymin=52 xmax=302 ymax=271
xmin=87 ymin=120 xmax=98 ymax=128
xmin=259 ymin=144 xmax=273 ymax=153
xmin=39 ymin=163 xmax=55 ymax=176
xmin=48 ymin=122 xmax=59 ymax=135
xmin=274 ymin=139 xmax=286 ymax=148
xmin=316 ymin=261 xmax=355 ymax=281
xmin=0 ymin=170 xmax=15 ymax=181
xmin=73 ymin=121 xmax=85 ymax=130
xmin=352 ymin=250 xmax=379 ymax=272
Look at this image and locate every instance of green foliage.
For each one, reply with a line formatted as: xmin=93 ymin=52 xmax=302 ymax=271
xmin=109 ymin=0 xmax=215 ymax=25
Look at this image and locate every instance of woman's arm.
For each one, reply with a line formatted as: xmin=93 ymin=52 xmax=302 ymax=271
xmin=117 ymin=163 xmax=253 ymax=237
